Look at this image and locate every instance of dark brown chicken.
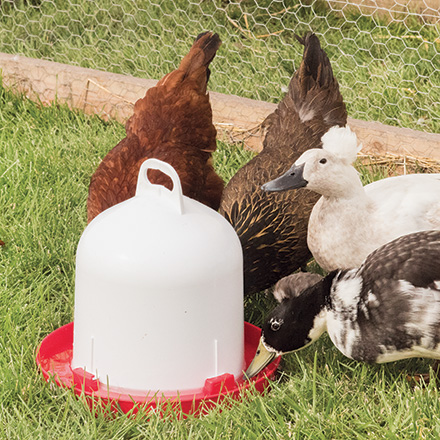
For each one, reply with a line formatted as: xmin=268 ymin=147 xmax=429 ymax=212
xmin=220 ymin=33 xmax=347 ymax=295
xmin=87 ymin=32 xmax=224 ymax=223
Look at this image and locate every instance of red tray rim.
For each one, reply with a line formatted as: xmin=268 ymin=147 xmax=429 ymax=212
xmin=36 ymin=321 xmax=280 ymax=415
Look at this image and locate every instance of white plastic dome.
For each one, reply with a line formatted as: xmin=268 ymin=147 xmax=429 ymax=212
xmin=72 ymin=159 xmax=244 ymax=392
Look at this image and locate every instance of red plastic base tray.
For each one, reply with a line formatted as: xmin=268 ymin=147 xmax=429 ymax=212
xmin=36 ymin=322 xmax=280 ymax=417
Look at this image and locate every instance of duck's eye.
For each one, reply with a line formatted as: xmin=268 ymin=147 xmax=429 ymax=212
xmin=270 ymin=318 xmax=283 ymax=332
xmin=319 ymin=158 xmax=327 ymax=164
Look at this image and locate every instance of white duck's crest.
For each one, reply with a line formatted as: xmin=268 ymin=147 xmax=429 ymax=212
xmin=321 ymin=125 xmax=362 ymax=164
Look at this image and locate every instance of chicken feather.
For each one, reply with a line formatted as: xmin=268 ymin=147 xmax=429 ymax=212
xmin=87 ymin=32 xmax=224 ymax=223
xmin=220 ymin=33 xmax=347 ymax=295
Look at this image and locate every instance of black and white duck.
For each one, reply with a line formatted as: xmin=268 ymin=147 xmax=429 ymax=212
xmin=219 ymin=32 xmax=347 ymax=295
xmin=245 ymin=230 xmax=440 ymax=379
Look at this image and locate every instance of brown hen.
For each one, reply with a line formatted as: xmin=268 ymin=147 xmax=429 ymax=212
xmin=87 ymin=32 xmax=224 ymax=223
xmin=220 ymin=33 xmax=347 ymax=295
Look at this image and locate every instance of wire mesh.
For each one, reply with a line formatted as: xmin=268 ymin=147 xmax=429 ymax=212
xmin=0 ymin=0 xmax=439 ymax=133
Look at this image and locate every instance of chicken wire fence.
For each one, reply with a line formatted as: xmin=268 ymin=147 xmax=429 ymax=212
xmin=0 ymin=0 xmax=439 ymax=134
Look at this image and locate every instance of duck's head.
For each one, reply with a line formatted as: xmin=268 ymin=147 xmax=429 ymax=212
xmin=244 ymin=275 xmax=332 ymax=380
xmin=273 ymin=272 xmax=323 ymax=302
xmin=261 ymin=126 xmax=362 ymax=197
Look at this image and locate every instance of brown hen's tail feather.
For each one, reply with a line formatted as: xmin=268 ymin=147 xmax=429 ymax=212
xmin=288 ymin=32 xmax=346 ymax=129
xmin=179 ymin=31 xmax=222 ymax=76
xmin=294 ymin=32 xmax=335 ymax=91
xmin=156 ymin=31 xmax=221 ymax=91
xmin=295 ymin=33 xmax=329 ymax=84
xmin=194 ymin=31 xmax=222 ymax=66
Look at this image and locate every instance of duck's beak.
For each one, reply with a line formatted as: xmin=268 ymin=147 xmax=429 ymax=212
xmin=243 ymin=338 xmax=278 ymax=380
xmin=261 ymin=163 xmax=307 ymax=192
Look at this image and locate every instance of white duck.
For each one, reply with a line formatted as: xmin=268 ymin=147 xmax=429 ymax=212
xmin=262 ymin=125 xmax=440 ymax=271
xmin=245 ymin=230 xmax=440 ymax=379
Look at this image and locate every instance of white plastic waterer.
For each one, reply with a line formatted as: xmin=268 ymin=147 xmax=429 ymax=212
xmin=72 ymin=159 xmax=244 ymax=392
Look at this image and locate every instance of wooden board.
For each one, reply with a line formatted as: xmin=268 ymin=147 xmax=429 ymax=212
xmin=327 ymin=0 xmax=440 ymax=22
xmin=1 ymin=52 xmax=439 ymax=160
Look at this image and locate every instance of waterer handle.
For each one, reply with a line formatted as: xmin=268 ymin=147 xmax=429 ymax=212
xmin=136 ymin=159 xmax=184 ymax=214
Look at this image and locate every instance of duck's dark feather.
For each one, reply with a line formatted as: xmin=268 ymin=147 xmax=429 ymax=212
xmin=331 ymin=231 xmax=440 ymax=363
xmin=273 ymin=271 xmax=324 ymax=302
xmin=220 ymin=32 xmax=347 ymax=295
xmin=246 ymin=231 xmax=440 ymax=379
xmin=252 ymin=230 xmax=440 ymax=377
xmin=359 ymin=230 xmax=440 ymax=290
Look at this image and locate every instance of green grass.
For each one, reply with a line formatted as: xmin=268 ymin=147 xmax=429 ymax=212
xmin=0 ymin=2 xmax=440 ymax=436
xmin=0 ymin=0 xmax=439 ymax=133
xmin=1 ymin=79 xmax=440 ymax=439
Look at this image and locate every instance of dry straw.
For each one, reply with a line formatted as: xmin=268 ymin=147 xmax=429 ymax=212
xmin=357 ymin=152 xmax=440 ymax=175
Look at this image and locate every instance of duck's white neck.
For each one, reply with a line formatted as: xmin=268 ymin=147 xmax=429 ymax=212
xmin=318 ymin=166 xmax=365 ymax=200
xmin=307 ymin=308 xmax=329 ymax=343
xmin=308 ymin=185 xmax=377 ymax=271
